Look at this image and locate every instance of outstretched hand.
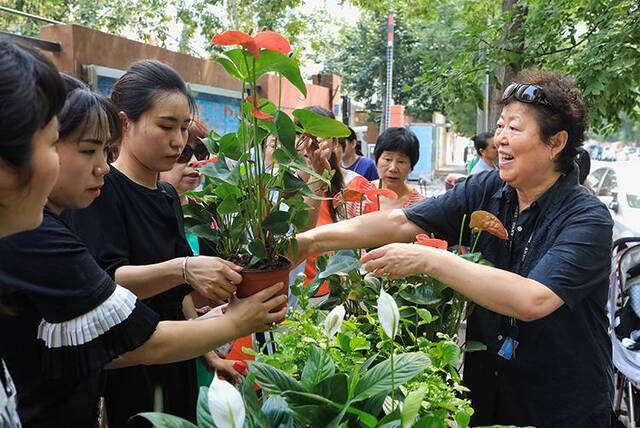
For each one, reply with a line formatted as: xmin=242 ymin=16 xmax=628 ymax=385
xmin=360 ymin=243 xmax=440 ymax=279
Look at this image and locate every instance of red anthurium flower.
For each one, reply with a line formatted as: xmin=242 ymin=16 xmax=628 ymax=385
xmin=211 ymin=30 xmax=260 ymax=57
xmin=194 ymin=154 xmax=219 ymax=168
xmin=251 ymin=108 xmax=274 ymax=121
xmin=365 ymin=187 xmax=398 ymax=201
xmin=469 ymin=210 xmax=508 ymax=240
xmin=415 ymin=234 xmax=449 ymax=250
xmin=232 ymin=361 xmax=249 ymax=376
xmin=342 ymin=188 xmax=366 ymax=202
xmin=253 ymin=31 xmax=292 ymax=55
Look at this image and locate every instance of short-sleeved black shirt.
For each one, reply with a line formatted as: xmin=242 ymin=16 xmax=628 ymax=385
xmin=404 ymin=167 xmax=614 ymax=427
xmin=0 ymin=210 xmax=159 ymax=427
xmin=70 ymin=166 xmax=192 ymax=317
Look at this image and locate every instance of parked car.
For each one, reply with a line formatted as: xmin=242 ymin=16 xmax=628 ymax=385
xmin=586 ymin=162 xmax=640 ymax=239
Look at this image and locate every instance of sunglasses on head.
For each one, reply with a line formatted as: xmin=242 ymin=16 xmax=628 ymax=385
xmin=177 ymin=143 xmax=209 ymax=164
xmin=502 ymin=83 xmax=554 ymax=109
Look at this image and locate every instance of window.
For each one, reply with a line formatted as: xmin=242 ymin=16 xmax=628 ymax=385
xmin=598 ymin=170 xmax=618 ymax=197
xmin=586 ymin=168 xmax=607 ymax=194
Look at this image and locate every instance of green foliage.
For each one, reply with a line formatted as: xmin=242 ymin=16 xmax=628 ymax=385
xmin=343 ymin=0 xmax=640 ymax=136
xmin=2 ymin=0 xmax=177 ymax=47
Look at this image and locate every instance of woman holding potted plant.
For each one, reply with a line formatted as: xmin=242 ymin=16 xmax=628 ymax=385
xmin=159 ymin=116 xmax=246 ymax=385
xmin=69 ymin=60 xmax=271 ymax=426
xmin=297 ymin=71 xmax=614 ymax=427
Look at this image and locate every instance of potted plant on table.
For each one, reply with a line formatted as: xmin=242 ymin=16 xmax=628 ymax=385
xmin=183 ymin=30 xmax=349 ymax=298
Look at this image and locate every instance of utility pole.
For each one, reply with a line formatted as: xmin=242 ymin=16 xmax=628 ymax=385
xmin=381 ymin=11 xmax=394 ymax=132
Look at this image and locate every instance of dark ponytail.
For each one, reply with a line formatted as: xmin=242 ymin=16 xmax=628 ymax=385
xmin=110 ymin=59 xmax=196 ymax=121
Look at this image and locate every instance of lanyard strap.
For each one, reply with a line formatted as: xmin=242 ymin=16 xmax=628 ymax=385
xmin=509 ymin=204 xmax=536 ymax=270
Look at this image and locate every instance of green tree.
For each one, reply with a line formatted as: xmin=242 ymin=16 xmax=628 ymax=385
xmin=352 ymin=0 xmax=640 ymax=135
xmin=1 ymin=0 xmax=177 ymax=47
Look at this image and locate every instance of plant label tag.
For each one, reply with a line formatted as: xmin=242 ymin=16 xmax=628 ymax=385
xmin=498 ymin=336 xmax=519 ymax=360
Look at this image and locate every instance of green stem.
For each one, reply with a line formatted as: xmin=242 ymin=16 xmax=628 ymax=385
xmin=390 ymin=345 xmax=395 ymax=412
xmin=457 ymin=213 xmax=467 ymax=254
xmin=471 ymin=230 xmax=483 ymax=253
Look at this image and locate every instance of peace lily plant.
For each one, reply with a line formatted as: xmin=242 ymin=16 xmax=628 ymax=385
xmin=184 ymin=30 xmax=349 ymax=283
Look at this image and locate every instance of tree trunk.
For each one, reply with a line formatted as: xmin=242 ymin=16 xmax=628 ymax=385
xmin=490 ymin=0 xmax=528 ymax=127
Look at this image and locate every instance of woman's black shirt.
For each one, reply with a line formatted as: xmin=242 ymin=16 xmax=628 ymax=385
xmin=404 ymin=167 xmax=614 ymax=427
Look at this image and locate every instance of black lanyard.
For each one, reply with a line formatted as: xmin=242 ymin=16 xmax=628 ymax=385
xmin=508 ymin=203 xmax=537 ymax=273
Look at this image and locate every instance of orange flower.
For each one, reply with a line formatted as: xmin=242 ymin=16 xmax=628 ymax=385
xmin=211 ymin=30 xmax=259 ymax=57
xmin=332 ymin=176 xmax=398 ymax=212
xmin=469 ymin=210 xmax=508 ymax=240
xmin=211 ymin=30 xmax=292 ymax=58
xmin=415 ymin=234 xmax=449 ymax=250
xmin=253 ymin=31 xmax=292 ymax=55
xmin=194 ymin=154 xmax=219 ymax=168
xmin=246 ymin=95 xmax=274 ymax=121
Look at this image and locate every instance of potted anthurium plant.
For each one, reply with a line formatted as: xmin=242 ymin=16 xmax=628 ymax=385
xmin=183 ymin=30 xmax=349 ymax=298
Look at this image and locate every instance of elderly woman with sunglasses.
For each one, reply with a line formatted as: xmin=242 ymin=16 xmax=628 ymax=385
xmin=295 ymin=71 xmax=613 ymax=427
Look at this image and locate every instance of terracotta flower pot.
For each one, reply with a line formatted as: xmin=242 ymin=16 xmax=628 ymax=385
xmin=237 ymin=262 xmax=291 ymax=310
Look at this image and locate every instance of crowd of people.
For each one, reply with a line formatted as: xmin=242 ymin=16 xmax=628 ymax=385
xmin=0 ymin=34 xmax=616 ymax=428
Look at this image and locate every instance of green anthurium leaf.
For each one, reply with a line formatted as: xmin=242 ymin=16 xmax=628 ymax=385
xmin=301 ymin=346 xmax=336 ymax=390
xmin=213 ymin=182 xmax=242 ymax=199
xmin=455 ymin=409 xmax=472 ymax=428
xmin=217 ymin=194 xmax=240 ymax=215
xmin=319 ymin=250 xmax=361 ymax=279
xmin=416 ymin=308 xmax=433 ymax=324
xmin=292 ymin=109 xmax=350 ymax=139
xmin=208 ymin=129 xmax=222 ymax=142
xmin=289 ymin=208 xmax=309 ymax=230
xmin=195 ymin=386 xmax=215 ymax=428
xmin=263 ymin=210 xmax=290 ymax=235
xmin=132 ymin=413 xmax=198 ymax=428
xmin=401 ymin=386 xmax=427 ymax=428
xmin=186 ymin=224 xmax=219 ymax=243
xmin=248 ymin=239 xmax=268 ymax=260
xmin=215 ymin=53 xmax=245 ymax=81
xmin=275 ymin=110 xmax=297 ymax=153
xmin=353 ymin=352 xmax=431 ymax=402
xmin=463 ymin=340 xmax=487 ymax=353
xmin=254 ymin=50 xmax=307 ymax=96
xmin=311 ymin=373 xmax=348 ymax=404
xmin=223 ymin=48 xmax=250 ymax=78
xmin=198 ymin=158 xmax=239 ymax=185
xmin=398 ymin=284 xmax=443 ymax=306
xmin=262 ymin=395 xmax=295 ymax=428
xmin=242 ymin=375 xmax=271 ymax=428
xmin=202 ymin=136 xmax=219 ymax=155
xmin=441 ymin=341 xmax=461 ymax=366
xmin=219 ymin=132 xmax=242 ymax=160
xmin=249 ymin=361 xmax=305 ymax=395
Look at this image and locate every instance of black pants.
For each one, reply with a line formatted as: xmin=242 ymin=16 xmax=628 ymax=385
xmin=104 ymin=359 xmax=197 ymax=427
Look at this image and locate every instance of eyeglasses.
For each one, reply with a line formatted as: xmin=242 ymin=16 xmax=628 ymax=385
xmin=502 ymin=83 xmax=553 ymax=109
xmin=177 ymin=143 xmax=209 ymax=163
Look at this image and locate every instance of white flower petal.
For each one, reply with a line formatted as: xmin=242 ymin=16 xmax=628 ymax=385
xmin=208 ymin=375 xmax=245 ymax=428
xmin=377 ymin=290 xmax=399 ymax=340
xmin=324 ymin=305 xmax=346 ymax=339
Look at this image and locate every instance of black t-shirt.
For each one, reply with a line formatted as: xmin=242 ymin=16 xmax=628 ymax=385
xmin=0 ymin=210 xmax=159 ymax=427
xmin=70 ymin=166 xmax=192 ymax=318
xmin=404 ymin=168 xmax=614 ymax=427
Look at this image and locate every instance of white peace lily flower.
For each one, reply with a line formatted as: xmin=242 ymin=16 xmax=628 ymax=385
xmin=208 ymin=374 xmax=246 ymax=428
xmin=377 ymin=289 xmax=399 ymax=340
xmin=324 ymin=304 xmax=346 ymax=339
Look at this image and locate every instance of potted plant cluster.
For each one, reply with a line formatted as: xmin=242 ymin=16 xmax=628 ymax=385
xmin=183 ymin=30 xmax=349 ymax=298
